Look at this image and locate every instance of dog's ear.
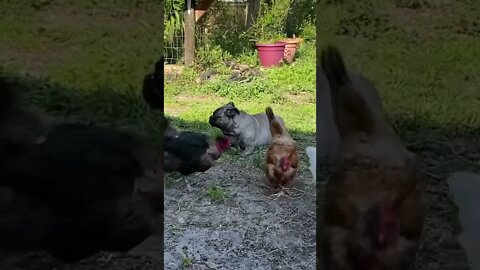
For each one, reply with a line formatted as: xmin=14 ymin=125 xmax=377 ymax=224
xmin=226 ymin=102 xmax=236 ymax=108
xmin=225 ymin=107 xmax=240 ymax=118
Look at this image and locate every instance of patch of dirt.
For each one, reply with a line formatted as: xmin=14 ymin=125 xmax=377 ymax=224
xmin=407 ymin=134 xmax=478 ymax=270
xmin=285 ymin=93 xmax=316 ymax=104
xmin=3 ymin=131 xmax=474 ymax=270
xmin=164 ymin=107 xmax=188 ymax=117
xmin=165 ymin=65 xmax=185 ymax=81
xmin=164 ymin=149 xmax=316 ymax=269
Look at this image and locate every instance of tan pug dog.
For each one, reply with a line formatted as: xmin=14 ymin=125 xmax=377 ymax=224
xmin=209 ymin=102 xmax=286 ymax=155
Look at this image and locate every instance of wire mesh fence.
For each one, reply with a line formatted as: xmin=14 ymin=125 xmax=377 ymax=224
xmin=164 ymin=0 xmax=250 ymax=65
xmin=164 ymin=29 xmax=185 ymax=64
xmin=164 ymin=0 xmax=185 ymax=64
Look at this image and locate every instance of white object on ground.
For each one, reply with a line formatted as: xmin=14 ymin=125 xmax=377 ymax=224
xmin=447 ymin=171 xmax=480 ymax=270
xmin=306 ymin=146 xmax=316 ymax=182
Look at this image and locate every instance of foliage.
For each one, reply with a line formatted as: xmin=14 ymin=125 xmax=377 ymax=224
xmin=196 ymin=1 xmax=252 ymax=56
xmin=164 ymin=0 xmax=184 ymax=43
xmin=285 ymin=0 xmax=316 ymax=38
xmin=194 ymin=44 xmax=233 ymax=70
xmin=193 ymin=0 xmax=314 ymax=66
xmin=247 ymin=0 xmax=293 ymax=42
xmin=300 ymin=23 xmax=315 ymax=41
xmin=164 ymin=41 xmax=316 ymax=138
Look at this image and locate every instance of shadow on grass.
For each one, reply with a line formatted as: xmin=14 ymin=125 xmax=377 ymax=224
xmin=165 ymin=113 xmax=316 ymax=170
xmin=2 ymin=71 xmax=165 ymax=143
xmin=4 ymin=70 xmax=478 ymax=167
xmin=3 ymin=71 xmax=317 ymax=168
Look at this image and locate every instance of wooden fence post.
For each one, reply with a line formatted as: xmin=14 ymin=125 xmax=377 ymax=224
xmin=246 ymin=0 xmax=260 ymax=27
xmin=184 ymin=0 xmax=195 ymax=66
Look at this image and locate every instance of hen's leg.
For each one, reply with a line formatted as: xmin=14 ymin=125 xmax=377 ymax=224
xmin=280 ymin=186 xmax=291 ymax=194
xmin=268 ymin=186 xmax=292 ymax=198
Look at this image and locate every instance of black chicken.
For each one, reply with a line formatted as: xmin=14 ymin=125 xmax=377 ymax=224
xmin=0 ymin=79 xmax=163 ymax=262
xmin=142 ymin=58 xmax=231 ymax=175
xmin=164 ymin=130 xmax=231 ymax=175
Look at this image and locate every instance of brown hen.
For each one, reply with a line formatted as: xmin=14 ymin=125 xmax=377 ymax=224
xmin=264 ymin=107 xmax=299 ymax=195
xmin=320 ymin=46 xmax=425 ymax=270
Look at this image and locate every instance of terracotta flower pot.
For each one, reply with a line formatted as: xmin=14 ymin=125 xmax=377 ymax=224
xmin=280 ymin=37 xmax=304 ymax=64
xmin=255 ymin=42 xmax=287 ymax=68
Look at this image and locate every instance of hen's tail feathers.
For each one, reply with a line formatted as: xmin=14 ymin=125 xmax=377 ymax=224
xmin=265 ymin=107 xmax=283 ymax=137
xmin=320 ymin=46 xmax=374 ymax=139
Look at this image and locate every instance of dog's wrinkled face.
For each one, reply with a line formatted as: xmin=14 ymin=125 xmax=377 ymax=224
xmin=209 ymin=102 xmax=240 ymax=135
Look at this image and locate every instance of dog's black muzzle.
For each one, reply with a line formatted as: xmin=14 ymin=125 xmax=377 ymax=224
xmin=209 ymin=115 xmax=220 ymax=128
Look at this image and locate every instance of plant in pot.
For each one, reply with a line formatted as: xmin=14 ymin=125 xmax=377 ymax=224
xmin=248 ymin=0 xmax=292 ymax=68
xmin=255 ymin=35 xmax=287 ymax=68
xmin=280 ymin=34 xmax=304 ymax=64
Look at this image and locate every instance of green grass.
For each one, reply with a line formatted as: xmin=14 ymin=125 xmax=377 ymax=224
xmin=181 ymin=255 xmax=192 ymax=267
xmin=0 ymin=0 xmax=163 ymax=142
xmin=164 ymin=41 xmax=316 ymax=171
xmin=316 ymin=0 xmax=480 ymax=133
xmin=163 ymin=40 xmax=316 ymax=175
xmin=205 ymin=186 xmax=229 ymax=202
xmin=164 ymin=42 xmax=316 ymax=137
xmin=3 ymin=0 xmax=478 ymax=169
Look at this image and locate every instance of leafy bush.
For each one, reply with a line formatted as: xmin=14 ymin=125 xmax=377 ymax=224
xmin=247 ymin=0 xmax=293 ymax=42
xmin=164 ymin=0 xmax=184 ymax=43
xmin=194 ymin=44 xmax=233 ymax=70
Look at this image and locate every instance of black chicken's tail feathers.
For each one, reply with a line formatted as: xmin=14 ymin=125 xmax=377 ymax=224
xmin=265 ymin=106 xmax=283 ymax=137
xmin=320 ymin=45 xmax=374 ymax=137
